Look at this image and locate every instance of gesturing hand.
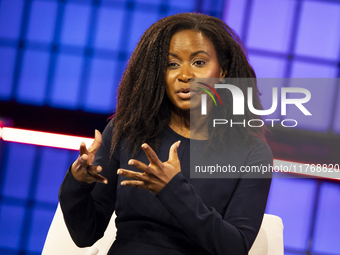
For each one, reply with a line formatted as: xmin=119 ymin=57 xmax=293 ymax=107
xmin=71 ymin=130 xmax=108 ymax=184
xmin=117 ymin=141 xmax=181 ymax=194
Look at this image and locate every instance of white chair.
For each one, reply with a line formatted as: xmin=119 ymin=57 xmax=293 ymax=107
xmin=42 ymin=204 xmax=116 ymax=255
xmin=42 ymin=204 xmax=284 ymax=255
xmin=249 ymin=214 xmax=284 ymax=255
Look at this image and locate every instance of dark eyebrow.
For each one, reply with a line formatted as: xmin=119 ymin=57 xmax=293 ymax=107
xmin=168 ymin=50 xmax=211 ymax=58
xmin=190 ymin=50 xmax=210 ymax=57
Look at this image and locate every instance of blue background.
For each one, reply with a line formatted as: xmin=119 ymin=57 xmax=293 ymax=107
xmin=0 ymin=0 xmax=340 ymax=254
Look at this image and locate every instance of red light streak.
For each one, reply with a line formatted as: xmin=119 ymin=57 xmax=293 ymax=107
xmin=0 ymin=127 xmax=338 ymax=180
xmin=0 ymin=127 xmax=93 ymax=150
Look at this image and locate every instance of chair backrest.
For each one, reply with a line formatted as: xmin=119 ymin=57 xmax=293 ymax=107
xmin=42 ymin=204 xmax=284 ymax=255
xmin=42 ymin=203 xmax=116 ymax=255
xmin=249 ymin=214 xmax=284 ymax=255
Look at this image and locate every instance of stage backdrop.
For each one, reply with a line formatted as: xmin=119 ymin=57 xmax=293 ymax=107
xmin=0 ymin=0 xmax=340 ymax=254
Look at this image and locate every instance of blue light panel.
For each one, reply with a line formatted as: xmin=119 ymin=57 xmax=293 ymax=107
xmin=135 ymin=0 xmax=162 ymax=4
xmin=202 ymin=0 xmax=223 ymax=14
xmin=312 ymin=182 xmax=340 ymax=254
xmin=60 ymin=3 xmax=91 ymax=47
xmin=333 ymin=87 xmax=340 ymax=134
xmin=223 ymin=0 xmax=246 ymax=37
xmin=0 ymin=249 xmax=16 ymax=255
xmin=0 ymin=0 xmax=24 ymax=40
xmin=166 ymin=4 xmax=195 ymax=16
xmin=248 ymin=55 xmax=286 ymax=78
xmin=0 ymin=205 xmax=25 ymax=249
xmin=169 ymin=0 xmax=195 ymax=9
xmin=84 ymin=58 xmax=118 ymax=113
xmin=0 ymin=142 xmax=78 ymax=255
xmin=26 ymin=0 xmax=58 ymax=43
xmin=94 ymin=8 xmax=124 ymax=51
xmin=2 ymin=143 xmax=36 ymax=200
xmin=291 ymin=61 xmax=338 ymax=78
xmin=295 ymin=1 xmax=340 ymax=60
xmin=16 ymin=50 xmax=50 ymax=105
xmin=247 ymin=0 xmax=295 ymax=53
xmin=128 ymin=12 xmax=159 ymax=53
xmin=255 ymin=78 xmax=284 ymax=120
xmin=35 ymin=148 xmax=74 ymax=204
xmin=0 ymin=47 xmax=16 ymax=100
xmin=26 ymin=209 xmax=56 ymax=253
xmin=265 ymin=175 xmax=316 ymax=250
xmin=101 ymin=0 xmax=126 ymax=3
xmin=285 ymin=78 xmax=337 ymax=132
xmin=49 ymin=54 xmax=83 ymax=109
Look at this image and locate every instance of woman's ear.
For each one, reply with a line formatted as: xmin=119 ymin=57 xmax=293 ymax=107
xmin=220 ymin=69 xmax=227 ymax=78
xmin=220 ymin=60 xmax=229 ymax=78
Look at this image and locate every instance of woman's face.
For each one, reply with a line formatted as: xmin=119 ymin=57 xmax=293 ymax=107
xmin=165 ymin=29 xmax=224 ymax=112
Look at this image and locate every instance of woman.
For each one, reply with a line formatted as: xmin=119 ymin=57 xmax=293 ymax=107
xmin=59 ymin=13 xmax=272 ymax=255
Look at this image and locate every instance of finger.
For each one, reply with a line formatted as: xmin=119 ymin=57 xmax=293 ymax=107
xmin=89 ymin=174 xmax=108 ymax=184
xmin=121 ymin=180 xmax=145 ymax=188
xmin=117 ymin=169 xmax=148 ymax=181
xmin=76 ymin=154 xmax=89 ymax=168
xmin=87 ymin=165 xmax=108 ymax=184
xmin=127 ymin=159 xmax=154 ymax=174
xmin=88 ymin=130 xmax=102 ymax=154
xmin=168 ymin=140 xmax=181 ymax=164
xmin=72 ymin=153 xmax=88 ymax=170
xmin=87 ymin=165 xmax=102 ymax=175
xmin=141 ymin=143 xmax=162 ymax=167
xmin=79 ymin=142 xmax=88 ymax=156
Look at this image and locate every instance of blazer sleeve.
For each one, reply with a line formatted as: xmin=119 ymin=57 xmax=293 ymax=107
xmin=58 ymin=122 xmax=119 ymax=247
xmin=155 ymin=140 xmax=273 ymax=255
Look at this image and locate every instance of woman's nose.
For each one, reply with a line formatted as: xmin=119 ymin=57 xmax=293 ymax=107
xmin=178 ymin=65 xmax=193 ymax=83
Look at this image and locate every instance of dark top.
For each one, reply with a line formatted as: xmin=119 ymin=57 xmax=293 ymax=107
xmin=59 ymin=122 xmax=272 ymax=255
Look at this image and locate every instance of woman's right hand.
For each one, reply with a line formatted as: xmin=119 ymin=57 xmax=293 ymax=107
xmin=71 ymin=130 xmax=108 ymax=184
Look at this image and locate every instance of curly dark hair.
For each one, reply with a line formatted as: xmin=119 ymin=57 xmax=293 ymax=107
xmin=111 ymin=13 xmax=267 ymax=156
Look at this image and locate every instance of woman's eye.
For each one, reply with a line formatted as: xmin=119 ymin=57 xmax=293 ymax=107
xmin=194 ymin=60 xmax=205 ymax=66
xmin=168 ymin=62 xmax=178 ymax=67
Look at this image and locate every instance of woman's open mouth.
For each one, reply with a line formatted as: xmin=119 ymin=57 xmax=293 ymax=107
xmin=176 ymin=88 xmax=197 ymax=99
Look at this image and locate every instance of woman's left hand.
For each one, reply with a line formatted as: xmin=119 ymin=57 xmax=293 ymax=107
xmin=117 ymin=141 xmax=181 ymax=194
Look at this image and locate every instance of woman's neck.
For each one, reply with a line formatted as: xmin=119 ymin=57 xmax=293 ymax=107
xmin=168 ymin=109 xmax=209 ymax=140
